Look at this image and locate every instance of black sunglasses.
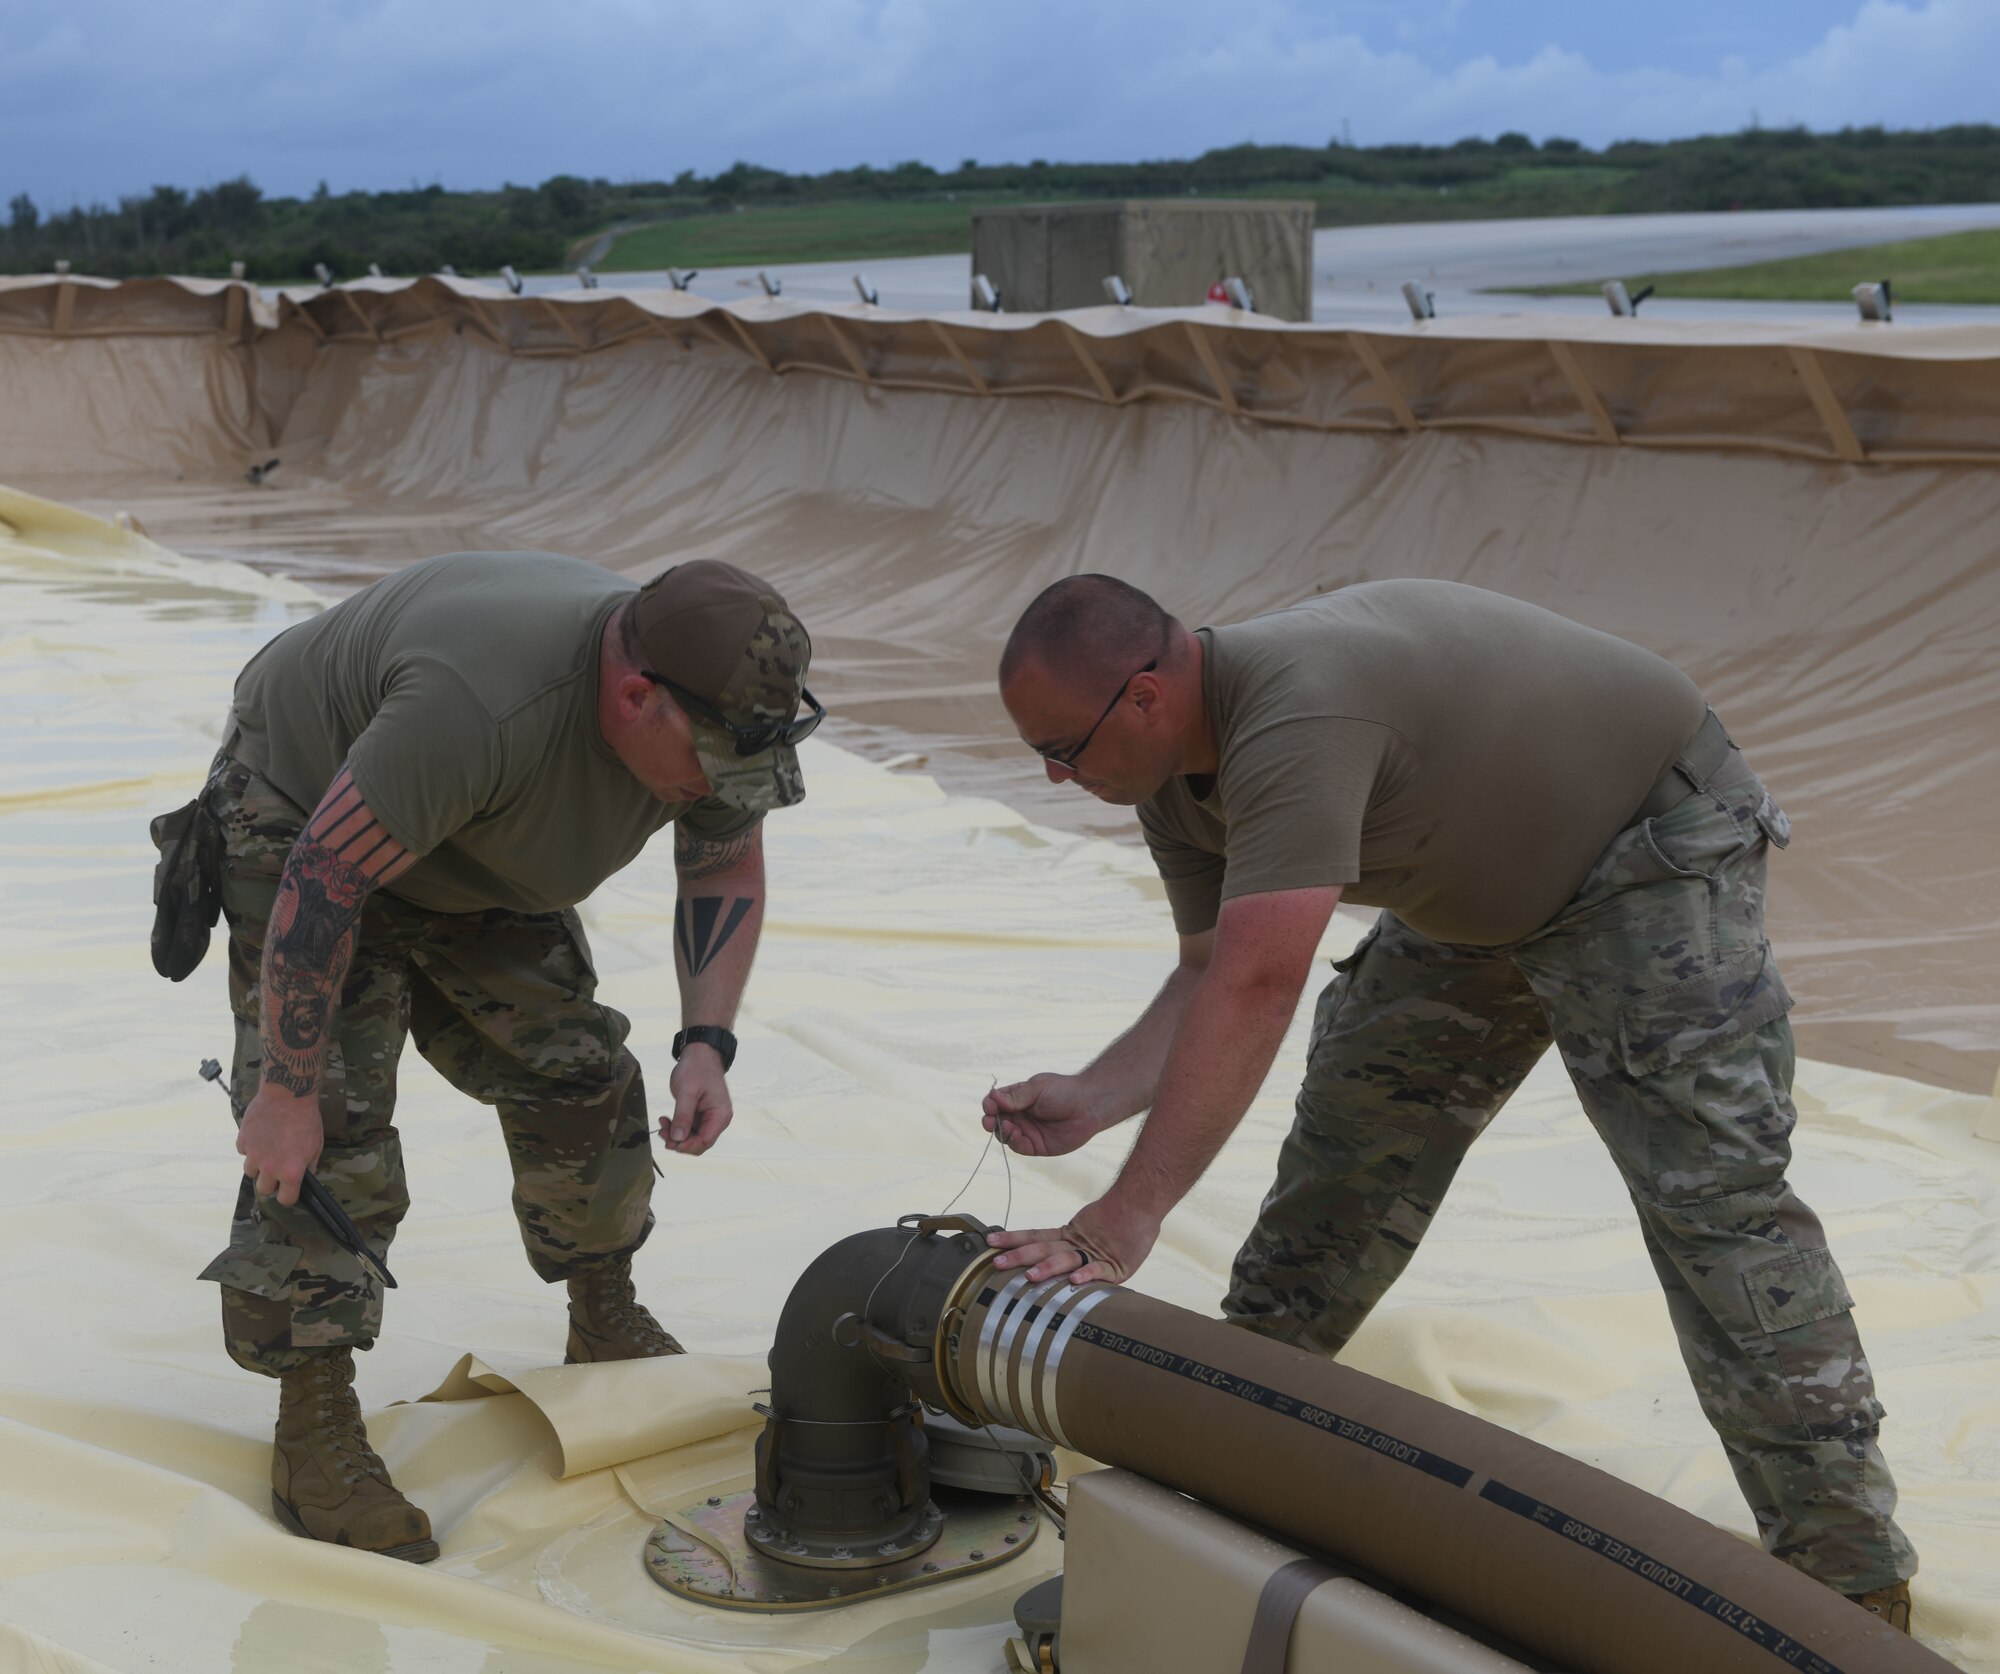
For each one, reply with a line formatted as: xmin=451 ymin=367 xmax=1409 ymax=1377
xmin=1040 ymin=659 xmax=1157 ymax=770
xmin=645 ymin=672 xmax=825 ymax=756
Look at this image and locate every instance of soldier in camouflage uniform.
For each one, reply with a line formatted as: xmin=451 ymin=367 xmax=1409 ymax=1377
xmin=982 ymin=574 xmax=1916 ymax=1630
xmin=155 ymin=553 xmax=819 ymax=1563
xmin=204 ymin=755 xmax=656 ymax=1374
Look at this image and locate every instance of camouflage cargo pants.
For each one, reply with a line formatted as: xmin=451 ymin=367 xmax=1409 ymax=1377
xmin=1223 ymin=738 xmax=1916 ymax=1593
xmin=197 ymin=754 xmax=656 ymax=1376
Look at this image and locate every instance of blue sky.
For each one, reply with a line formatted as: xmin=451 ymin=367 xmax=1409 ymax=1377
xmin=1 ymin=0 xmax=1993 ymax=208
xmin=1337 ymin=0 xmax=1903 ymax=78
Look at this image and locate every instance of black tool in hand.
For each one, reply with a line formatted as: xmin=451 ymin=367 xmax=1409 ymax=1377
xmin=198 ymin=1058 xmax=397 ymax=1289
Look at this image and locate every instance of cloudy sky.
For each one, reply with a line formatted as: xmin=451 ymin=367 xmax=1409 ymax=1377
xmin=2 ymin=0 xmax=1994 ymax=207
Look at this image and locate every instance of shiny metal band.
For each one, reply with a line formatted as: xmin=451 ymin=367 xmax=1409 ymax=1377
xmin=974 ymin=1273 xmax=1035 ymax=1423
xmin=1032 ymin=1284 xmax=1116 ymax=1450
xmin=990 ymin=1274 xmax=1061 ymax=1427
xmin=963 ymin=1275 xmax=1117 ymax=1452
xmin=1012 ymin=1278 xmax=1088 ymax=1444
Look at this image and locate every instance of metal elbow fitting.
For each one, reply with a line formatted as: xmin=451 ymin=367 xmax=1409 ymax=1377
xmin=750 ymin=1215 xmax=994 ymax=1568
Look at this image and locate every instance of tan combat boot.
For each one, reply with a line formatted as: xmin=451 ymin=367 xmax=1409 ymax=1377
xmin=1848 ymin=1581 xmax=1913 ymax=1634
xmin=271 ymin=1348 xmax=438 ymax=1563
xmin=565 ymin=1255 xmax=685 ymax=1363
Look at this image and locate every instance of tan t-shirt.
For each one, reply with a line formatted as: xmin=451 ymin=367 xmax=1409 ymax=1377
xmin=230 ymin=551 xmax=758 ymax=916
xmin=1137 ymin=580 xmax=1705 ymax=947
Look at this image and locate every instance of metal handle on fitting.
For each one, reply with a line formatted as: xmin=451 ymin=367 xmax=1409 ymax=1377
xmin=897 ymin=1211 xmax=991 ymax=1242
xmin=831 ymin=1311 xmax=931 ymax=1365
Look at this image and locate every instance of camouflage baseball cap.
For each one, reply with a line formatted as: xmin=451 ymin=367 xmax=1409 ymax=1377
xmin=632 ymin=560 xmax=814 ymax=813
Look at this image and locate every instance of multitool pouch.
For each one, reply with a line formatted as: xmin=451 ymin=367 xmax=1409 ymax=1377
xmin=150 ymin=785 xmax=224 ymax=980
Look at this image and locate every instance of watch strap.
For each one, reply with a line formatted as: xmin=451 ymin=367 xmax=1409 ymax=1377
xmin=673 ymin=1025 xmax=737 ymax=1072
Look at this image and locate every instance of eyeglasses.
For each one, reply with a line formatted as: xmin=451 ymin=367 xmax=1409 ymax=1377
xmin=1040 ymin=660 xmax=1156 ymax=770
xmin=645 ymin=673 xmax=826 ymax=756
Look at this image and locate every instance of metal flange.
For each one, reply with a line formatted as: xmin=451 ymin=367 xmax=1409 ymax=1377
xmin=646 ymin=1486 xmax=1041 ymax=1612
xmin=743 ymin=1496 xmax=944 ymax=1569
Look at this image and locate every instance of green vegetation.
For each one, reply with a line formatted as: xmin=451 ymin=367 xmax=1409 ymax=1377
xmin=2 ymin=124 xmax=1996 ymax=282
xmin=597 ymin=198 xmax=1005 ymax=270
xmin=594 ymin=162 xmax=1646 ymax=268
xmin=1516 ymin=226 xmax=2000 ymax=304
xmin=0 ymin=177 xmax=599 ymax=284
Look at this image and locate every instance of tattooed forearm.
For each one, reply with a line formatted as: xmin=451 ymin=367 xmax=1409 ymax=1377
xmin=673 ymin=825 xmax=764 ymax=1029
xmin=258 ymin=766 xmax=414 ymax=1097
xmin=674 ymin=825 xmax=758 ymax=882
xmin=262 ymin=844 xmax=368 ymax=1091
xmin=675 ymin=896 xmax=757 ymax=978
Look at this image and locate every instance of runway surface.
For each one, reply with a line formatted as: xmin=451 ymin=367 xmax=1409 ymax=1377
xmin=531 ymin=201 xmax=2000 ymax=325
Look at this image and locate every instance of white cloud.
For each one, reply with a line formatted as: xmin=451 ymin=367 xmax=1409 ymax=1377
xmin=0 ymin=0 xmax=1994 ymax=203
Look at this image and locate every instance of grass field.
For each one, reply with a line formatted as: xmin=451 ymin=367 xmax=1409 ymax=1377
xmin=1515 ymin=226 xmax=2000 ymax=304
xmin=591 ymin=166 xmax=1639 ymax=272
xmin=594 ymin=200 xmax=1014 ymax=270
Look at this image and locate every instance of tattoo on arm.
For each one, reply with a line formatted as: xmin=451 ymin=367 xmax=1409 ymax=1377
xmin=675 ymin=895 xmax=756 ymax=977
xmin=260 ymin=767 xmax=413 ymax=1096
xmin=675 ymin=825 xmax=757 ymax=882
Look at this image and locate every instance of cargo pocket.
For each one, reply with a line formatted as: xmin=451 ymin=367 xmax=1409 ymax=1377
xmin=1747 ymin=1246 xmax=1853 ymax=1334
xmin=1329 ymin=923 xmax=1381 ymax=974
xmin=1754 ymin=791 xmax=1792 ymax=851
xmin=1306 ymin=921 xmax=1384 ymax=1053
xmin=1617 ymin=942 xmax=1793 ymax=1078
xmin=149 ymin=793 xmax=224 ymax=981
xmin=1744 ymin=1246 xmax=1868 ymax=1438
xmin=197 ymin=1239 xmax=302 ymax=1298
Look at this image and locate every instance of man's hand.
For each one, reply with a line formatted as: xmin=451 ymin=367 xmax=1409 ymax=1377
xmin=664 ymin=1045 xmax=733 ymax=1156
xmin=984 ymin=887 xmax=1339 ymax=1295
xmin=981 ymin=1073 xmax=1107 ymax=1157
xmin=988 ymin=1193 xmax=1162 ymax=1286
xmin=238 ymin=1083 xmax=324 ymax=1206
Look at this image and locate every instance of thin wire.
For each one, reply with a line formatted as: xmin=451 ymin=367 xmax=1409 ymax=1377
xmin=984 ymin=1076 xmax=1014 ymax=1232
xmin=934 ymin=1125 xmax=997 ymax=1220
xmin=860 ymin=1088 xmax=1012 ymax=1324
xmin=860 ymin=1233 xmax=924 ymax=1328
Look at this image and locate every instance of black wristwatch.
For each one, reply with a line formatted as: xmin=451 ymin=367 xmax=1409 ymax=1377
xmin=673 ymin=1025 xmax=738 ymax=1072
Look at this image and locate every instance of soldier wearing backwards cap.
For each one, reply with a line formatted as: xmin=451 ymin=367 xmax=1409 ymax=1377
xmin=188 ymin=551 xmax=817 ymax=1563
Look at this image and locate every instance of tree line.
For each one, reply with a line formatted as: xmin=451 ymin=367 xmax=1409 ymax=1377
xmin=4 ymin=124 xmax=1997 ymax=283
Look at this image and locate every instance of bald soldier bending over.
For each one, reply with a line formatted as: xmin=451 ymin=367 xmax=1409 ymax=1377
xmin=981 ymin=573 xmax=1915 ymax=1629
